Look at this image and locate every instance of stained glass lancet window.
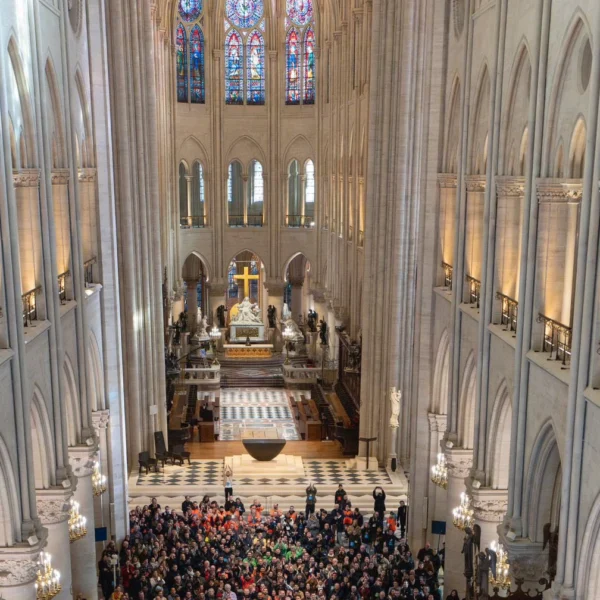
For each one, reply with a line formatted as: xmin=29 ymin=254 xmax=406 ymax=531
xmin=247 ymin=31 xmax=265 ymax=105
xmin=303 ymin=27 xmax=316 ymax=104
xmin=189 ymin=26 xmax=205 ymax=103
xmin=286 ymin=29 xmax=301 ymax=104
xmin=225 ymin=30 xmax=244 ymax=105
xmin=176 ymin=24 xmax=188 ymax=102
xmin=225 ymin=0 xmax=266 ymax=105
xmin=285 ymin=0 xmax=316 ymax=105
xmin=176 ymin=0 xmax=205 ymax=103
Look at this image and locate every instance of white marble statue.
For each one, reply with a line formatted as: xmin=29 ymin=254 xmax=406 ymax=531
xmin=282 ymin=302 xmax=292 ymax=321
xmin=231 ymin=297 xmax=263 ymax=324
xmin=200 ymin=314 xmax=209 ymax=332
xmin=197 ymin=306 xmax=202 ymax=324
xmin=389 ymin=387 xmax=401 ymax=429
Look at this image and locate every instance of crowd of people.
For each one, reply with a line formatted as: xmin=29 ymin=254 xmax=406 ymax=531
xmin=98 ymin=489 xmax=452 ymax=600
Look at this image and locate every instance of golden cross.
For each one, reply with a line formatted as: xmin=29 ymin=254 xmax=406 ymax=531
xmin=233 ymin=266 xmax=259 ymax=298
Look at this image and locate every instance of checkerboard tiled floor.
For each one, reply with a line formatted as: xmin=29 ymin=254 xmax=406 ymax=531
xmin=219 ymin=388 xmax=300 ymax=441
xmin=136 ymin=459 xmax=393 ymax=487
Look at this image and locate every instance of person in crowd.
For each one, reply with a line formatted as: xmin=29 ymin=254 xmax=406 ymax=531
xmin=397 ymin=499 xmax=407 ymax=537
xmin=224 ymin=465 xmax=234 ymax=502
xmin=100 ymin=493 xmax=444 ymax=600
xmin=334 ymin=483 xmax=346 ymax=507
xmin=306 ymin=482 xmax=317 ymax=517
xmin=373 ymin=486 xmax=386 ymax=516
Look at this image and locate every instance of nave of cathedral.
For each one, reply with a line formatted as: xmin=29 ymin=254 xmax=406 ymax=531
xmin=1 ymin=0 xmax=600 ymax=599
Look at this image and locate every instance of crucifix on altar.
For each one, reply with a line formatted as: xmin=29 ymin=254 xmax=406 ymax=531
xmin=234 ymin=266 xmax=260 ymax=300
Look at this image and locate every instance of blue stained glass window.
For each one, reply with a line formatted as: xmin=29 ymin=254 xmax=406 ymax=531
xmin=246 ymin=30 xmax=265 ymax=105
xmin=176 ymin=24 xmax=188 ymax=102
xmin=179 ymin=0 xmax=202 ymax=22
xmin=225 ymin=30 xmax=244 ymax=105
xmin=226 ymin=0 xmax=263 ymax=30
xmin=303 ymin=27 xmax=316 ymax=104
xmin=287 ymin=0 xmax=313 ymax=27
xmin=189 ymin=25 xmax=205 ymax=103
xmin=286 ymin=29 xmax=301 ymax=104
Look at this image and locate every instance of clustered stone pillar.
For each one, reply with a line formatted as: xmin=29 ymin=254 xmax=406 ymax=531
xmin=92 ymin=410 xmax=111 ymax=560
xmin=185 ymin=278 xmax=199 ymax=335
xmin=69 ymin=447 xmax=99 ymax=599
xmin=289 ymin=276 xmax=304 ymax=321
xmin=36 ymin=489 xmax=74 ymax=600
xmin=444 ymin=448 xmax=473 ymax=594
xmin=427 ymin=413 xmax=448 ymax=523
xmin=266 ymin=281 xmax=286 ymax=351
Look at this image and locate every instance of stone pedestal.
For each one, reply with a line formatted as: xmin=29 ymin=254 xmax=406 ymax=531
xmin=69 ymin=447 xmax=99 ymax=599
xmin=444 ymin=448 xmax=473 ymax=595
xmin=37 ymin=488 xmax=74 ymax=600
xmin=224 ymin=454 xmax=304 ymax=478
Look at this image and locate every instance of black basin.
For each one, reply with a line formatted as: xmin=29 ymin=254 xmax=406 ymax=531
xmin=242 ymin=439 xmax=286 ymax=461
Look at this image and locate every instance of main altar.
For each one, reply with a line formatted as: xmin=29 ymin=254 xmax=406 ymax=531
xmin=226 ymin=295 xmax=273 ymax=357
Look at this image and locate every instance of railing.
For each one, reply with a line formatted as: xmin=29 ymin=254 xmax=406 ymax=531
xmin=282 ymin=364 xmax=320 ymax=384
xmin=537 ymin=313 xmax=572 ymax=366
xmin=228 ymin=215 xmax=263 ymax=227
xmin=57 ymin=271 xmax=70 ymax=304
xmin=180 ymin=215 xmax=206 ymax=228
xmin=358 ymin=230 xmax=364 ymax=248
xmin=84 ymin=257 xmax=97 ymax=286
xmin=22 ymin=286 xmax=42 ymax=327
xmin=442 ymin=262 xmax=453 ymax=290
xmin=496 ymin=292 xmax=518 ymax=334
xmin=465 ymin=275 xmax=481 ymax=308
xmin=286 ymin=215 xmax=313 ymax=228
xmin=181 ymin=365 xmax=221 ymax=384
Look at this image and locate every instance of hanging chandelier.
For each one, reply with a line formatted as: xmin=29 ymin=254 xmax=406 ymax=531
xmin=68 ymin=499 xmax=87 ymax=543
xmin=35 ymin=551 xmax=61 ymax=600
xmin=431 ymin=453 xmax=448 ymax=489
xmin=488 ymin=540 xmax=511 ymax=591
xmin=92 ymin=461 xmax=107 ymax=496
xmin=452 ymin=492 xmax=474 ymax=530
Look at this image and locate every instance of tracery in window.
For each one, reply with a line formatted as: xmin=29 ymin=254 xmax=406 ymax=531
xmin=176 ymin=2 xmax=205 ymax=103
xmin=285 ymin=0 xmax=316 ymax=105
xmin=225 ymin=0 xmax=266 ymax=105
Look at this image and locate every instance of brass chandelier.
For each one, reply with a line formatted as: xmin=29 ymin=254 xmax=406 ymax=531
xmin=92 ymin=461 xmax=107 ymax=496
xmin=431 ymin=452 xmax=448 ymax=489
xmin=35 ymin=551 xmax=61 ymax=599
xmin=452 ymin=492 xmax=474 ymax=530
xmin=488 ymin=540 xmax=511 ymax=591
xmin=68 ymin=499 xmax=87 ymax=543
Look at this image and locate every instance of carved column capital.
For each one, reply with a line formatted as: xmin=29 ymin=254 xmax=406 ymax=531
xmin=536 ymin=178 xmax=583 ymax=203
xmin=310 ymin=288 xmax=327 ymax=304
xmin=437 ymin=173 xmax=458 ymax=189
xmin=51 ymin=169 xmax=70 ymax=185
xmin=91 ymin=409 xmax=110 ymax=431
xmin=0 ymin=559 xmax=38 ymax=586
xmin=12 ymin=169 xmax=40 ymax=188
xmin=445 ymin=447 xmax=473 ymax=478
xmin=470 ymin=488 xmax=508 ymax=523
xmin=68 ymin=445 xmax=98 ymax=478
xmin=36 ymin=488 xmax=73 ymax=525
xmin=264 ymin=280 xmax=287 ymax=296
xmin=427 ymin=412 xmax=447 ymax=433
xmin=465 ymin=174 xmax=487 ymax=193
xmin=495 ymin=175 xmax=525 ymax=197
xmin=78 ymin=168 xmax=97 ymax=183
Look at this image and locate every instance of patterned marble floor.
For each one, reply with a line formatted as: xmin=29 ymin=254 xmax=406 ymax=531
xmin=219 ymin=388 xmax=301 ymax=441
xmin=135 ymin=459 xmax=394 ymax=487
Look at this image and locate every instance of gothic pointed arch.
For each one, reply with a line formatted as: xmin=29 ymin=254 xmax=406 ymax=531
xmin=44 ymin=57 xmax=67 ymax=169
xmin=486 ymin=380 xmax=512 ymax=489
xmin=457 ymin=352 xmax=477 ymax=449
xmin=63 ymin=354 xmax=82 ymax=446
xmin=30 ymin=388 xmax=56 ymax=490
xmin=431 ymin=330 xmax=450 ymax=415
xmin=0 ymin=435 xmax=20 ymax=546
xmin=176 ymin=0 xmax=205 ymax=103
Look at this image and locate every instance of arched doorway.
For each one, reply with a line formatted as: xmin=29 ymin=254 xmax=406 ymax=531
xmin=182 ymin=252 xmax=210 ymax=333
xmin=226 ymin=250 xmax=265 ymax=318
xmin=284 ymin=253 xmax=312 ymax=322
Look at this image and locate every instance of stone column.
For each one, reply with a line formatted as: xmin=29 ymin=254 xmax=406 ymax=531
xmin=185 ymin=175 xmax=193 ymax=221
xmin=92 ymin=410 xmax=111 ymax=559
xmin=37 ymin=489 xmax=73 ymax=600
xmin=290 ymin=277 xmax=304 ymax=321
xmin=185 ymin=278 xmax=199 ymax=335
xmin=444 ymin=448 xmax=473 ymax=595
xmin=265 ymin=281 xmax=286 ymax=351
xmin=0 ymin=551 xmax=40 ymax=600
xmin=427 ymin=413 xmax=448 ymax=523
xmin=69 ymin=447 xmax=98 ymax=599
xmin=471 ymin=488 xmax=508 ymax=551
